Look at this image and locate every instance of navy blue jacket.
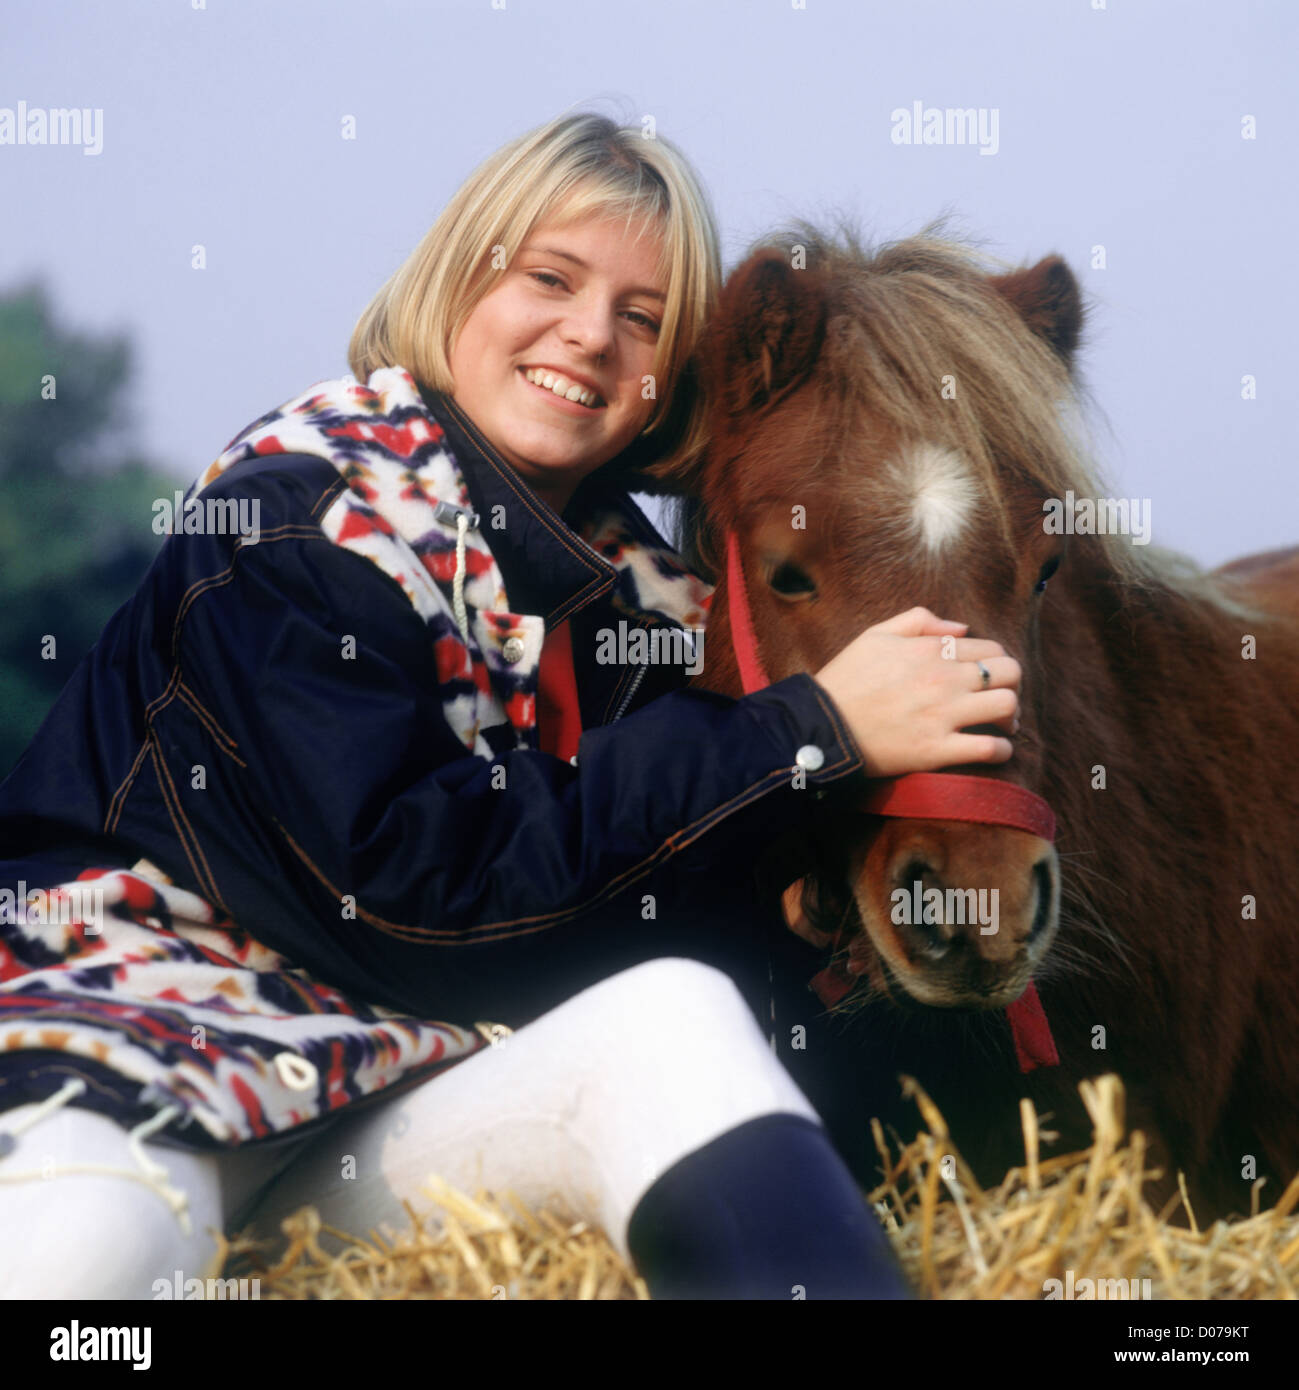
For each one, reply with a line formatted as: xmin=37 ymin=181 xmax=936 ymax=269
xmin=0 ymin=372 xmax=868 ymax=1034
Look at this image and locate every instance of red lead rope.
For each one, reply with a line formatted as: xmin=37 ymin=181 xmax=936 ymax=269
xmin=725 ymin=530 xmax=1060 ymax=1073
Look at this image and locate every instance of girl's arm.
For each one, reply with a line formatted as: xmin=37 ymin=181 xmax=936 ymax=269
xmin=174 ymin=505 xmax=865 ymax=1022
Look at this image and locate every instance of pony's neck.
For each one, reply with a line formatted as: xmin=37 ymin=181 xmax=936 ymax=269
xmin=1035 ymin=540 xmax=1275 ymax=839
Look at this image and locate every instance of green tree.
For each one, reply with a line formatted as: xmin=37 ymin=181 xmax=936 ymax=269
xmin=0 ymin=282 xmax=178 ymax=778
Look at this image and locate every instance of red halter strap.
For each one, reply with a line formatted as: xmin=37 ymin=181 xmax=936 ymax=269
xmin=725 ymin=528 xmax=1059 ymax=1073
xmin=859 ymin=773 xmax=1056 ymax=842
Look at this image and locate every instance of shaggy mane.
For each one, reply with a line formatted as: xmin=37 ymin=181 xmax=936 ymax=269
xmin=662 ymin=218 xmax=1265 ymax=625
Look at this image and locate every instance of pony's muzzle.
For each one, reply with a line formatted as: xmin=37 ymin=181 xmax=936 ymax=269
xmin=852 ymin=821 xmax=1060 ymax=1009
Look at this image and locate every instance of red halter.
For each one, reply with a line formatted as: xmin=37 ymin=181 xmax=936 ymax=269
xmin=724 ymin=529 xmax=1059 ymax=1073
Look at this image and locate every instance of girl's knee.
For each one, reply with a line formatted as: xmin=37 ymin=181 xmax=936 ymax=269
xmin=527 ymin=957 xmax=816 ymax=1123
xmin=564 ymin=956 xmax=752 ymax=1032
xmin=551 ymin=957 xmax=777 ymax=1080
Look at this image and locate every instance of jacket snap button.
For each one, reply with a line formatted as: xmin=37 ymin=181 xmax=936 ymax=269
xmin=795 ymin=744 xmax=825 ymax=772
xmin=502 ymin=636 xmax=526 ymax=664
xmin=274 ymin=1052 xmax=318 ymax=1091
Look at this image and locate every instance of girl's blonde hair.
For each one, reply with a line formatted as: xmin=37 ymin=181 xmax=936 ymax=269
xmin=348 ymin=110 xmax=721 ymax=485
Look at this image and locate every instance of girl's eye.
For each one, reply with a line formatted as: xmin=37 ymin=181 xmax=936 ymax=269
xmin=525 ymin=271 xmax=659 ymax=333
xmin=623 ymin=309 xmax=660 ymax=333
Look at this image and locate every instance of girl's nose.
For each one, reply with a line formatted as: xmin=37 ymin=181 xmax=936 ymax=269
xmin=561 ymin=301 xmax=617 ymax=358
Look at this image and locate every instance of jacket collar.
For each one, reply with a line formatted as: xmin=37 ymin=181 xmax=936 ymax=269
xmin=420 ymin=384 xmax=712 ymax=634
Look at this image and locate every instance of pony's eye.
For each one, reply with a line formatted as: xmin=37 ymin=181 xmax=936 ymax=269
xmin=1035 ymin=556 xmax=1061 ymax=593
xmin=768 ymin=561 xmax=817 ymax=599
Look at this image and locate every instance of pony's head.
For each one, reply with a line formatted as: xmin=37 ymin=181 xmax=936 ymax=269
xmin=679 ymin=223 xmax=1118 ymax=1014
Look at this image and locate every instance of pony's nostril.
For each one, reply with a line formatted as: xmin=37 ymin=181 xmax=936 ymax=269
xmin=895 ymin=858 xmax=930 ymax=889
xmin=909 ymin=917 xmax=951 ymax=962
xmin=894 ymin=858 xmax=951 ymax=960
xmin=1029 ymin=860 xmax=1054 ymax=941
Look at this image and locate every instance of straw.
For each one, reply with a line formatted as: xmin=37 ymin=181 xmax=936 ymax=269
xmin=210 ymin=1073 xmax=1299 ymax=1300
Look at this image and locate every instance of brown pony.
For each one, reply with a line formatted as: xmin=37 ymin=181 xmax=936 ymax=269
xmin=666 ymin=223 xmax=1299 ymax=1222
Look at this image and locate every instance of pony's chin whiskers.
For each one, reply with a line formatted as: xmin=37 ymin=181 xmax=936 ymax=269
xmin=830 ymin=973 xmax=1020 ymax=1068
xmin=1047 ymin=864 xmax=1140 ymax=987
xmin=829 ymin=976 xmax=892 ymax=1018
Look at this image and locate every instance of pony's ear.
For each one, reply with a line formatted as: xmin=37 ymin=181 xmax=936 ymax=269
xmin=988 ymin=255 xmax=1083 ymax=368
xmin=704 ymin=248 xmax=827 ymax=416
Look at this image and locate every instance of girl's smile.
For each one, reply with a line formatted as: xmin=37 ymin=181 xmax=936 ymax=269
xmin=518 ymin=364 xmax=606 ymax=413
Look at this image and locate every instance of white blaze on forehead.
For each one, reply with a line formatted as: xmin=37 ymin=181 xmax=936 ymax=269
xmin=901 ymin=442 xmax=979 ymax=552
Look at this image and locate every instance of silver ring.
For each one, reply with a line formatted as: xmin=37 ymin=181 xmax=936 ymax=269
xmin=976 ymin=660 xmax=991 ymax=689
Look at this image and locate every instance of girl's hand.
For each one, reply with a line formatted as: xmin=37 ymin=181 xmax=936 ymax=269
xmin=811 ymin=606 xmax=1021 ymax=779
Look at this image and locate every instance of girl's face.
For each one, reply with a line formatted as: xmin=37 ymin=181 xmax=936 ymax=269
xmin=447 ymin=211 xmax=668 ymax=513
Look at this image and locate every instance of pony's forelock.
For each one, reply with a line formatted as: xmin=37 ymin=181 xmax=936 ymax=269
xmin=683 ymin=220 xmax=1263 ymax=621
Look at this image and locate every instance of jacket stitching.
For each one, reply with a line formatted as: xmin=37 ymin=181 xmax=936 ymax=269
xmin=145 ymin=530 xmax=354 ymax=905
xmin=802 ymin=679 xmax=864 ymax=777
xmin=175 ymin=681 xmax=246 ymax=767
xmin=110 ymin=536 xmax=308 ymax=830
xmin=105 ymin=736 xmax=153 ymax=836
xmin=105 ymin=485 xmax=793 ymax=953
xmin=439 ymin=392 xmax=606 ymax=572
xmin=168 ymin=525 xmax=325 ymax=661
xmin=148 ymin=728 xmax=227 ymax=911
xmin=111 ymin=516 xmax=342 ymax=830
xmin=147 ymin=732 xmax=214 ymax=904
xmin=273 ymin=761 xmax=794 ymax=943
xmin=310 ymin=476 xmax=348 ymax=519
xmin=106 ymin=659 xmax=248 ymax=833
xmin=140 ymin=665 xmax=184 ymax=730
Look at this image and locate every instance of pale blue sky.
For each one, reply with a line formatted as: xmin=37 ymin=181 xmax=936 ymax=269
xmin=2 ymin=0 xmax=1295 ymax=566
